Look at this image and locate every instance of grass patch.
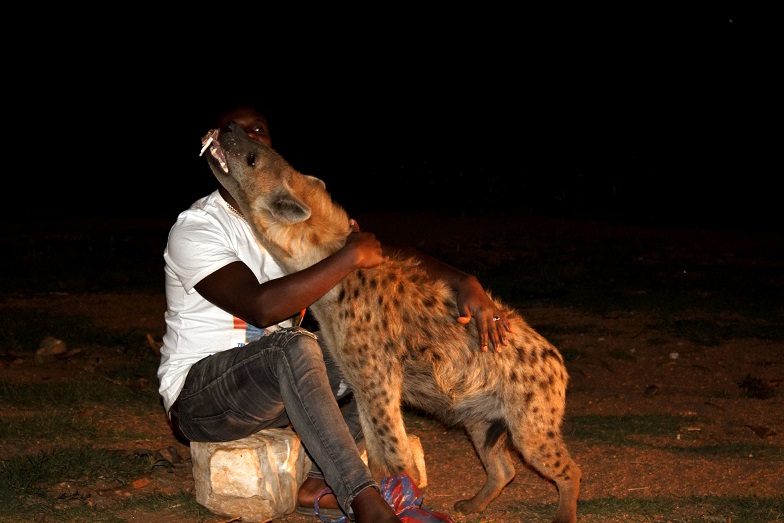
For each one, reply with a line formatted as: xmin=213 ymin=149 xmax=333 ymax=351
xmin=0 ymin=447 xmax=158 ymax=500
xmin=575 ymin=494 xmax=784 ymax=522
xmin=0 ymin=411 xmax=156 ymax=445
xmin=498 ymin=494 xmax=784 ymax=522
xmin=0 ymin=443 xmax=212 ymax=522
xmin=0 ymin=356 xmax=160 ymax=452
xmin=0 ymin=412 xmax=103 ymax=441
xmin=0 ymin=377 xmax=159 ymax=408
xmin=568 ymin=414 xmax=683 ymax=443
xmin=567 ymin=414 xmax=784 ymax=460
xmin=668 ymin=442 xmax=784 ymax=460
xmin=81 ymin=492 xmax=214 ymax=523
xmin=0 ymin=487 xmax=214 ymax=522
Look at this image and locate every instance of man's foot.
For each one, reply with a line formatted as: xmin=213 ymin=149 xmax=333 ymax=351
xmin=297 ymin=476 xmax=339 ymax=509
xmin=351 ymin=486 xmax=401 ymax=523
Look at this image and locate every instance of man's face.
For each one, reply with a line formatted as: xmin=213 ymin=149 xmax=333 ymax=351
xmin=218 ymin=108 xmax=271 ymax=146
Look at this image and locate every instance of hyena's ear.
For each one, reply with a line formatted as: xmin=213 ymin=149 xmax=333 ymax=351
xmin=304 ymin=175 xmax=327 ymax=190
xmin=269 ymin=191 xmax=312 ymax=224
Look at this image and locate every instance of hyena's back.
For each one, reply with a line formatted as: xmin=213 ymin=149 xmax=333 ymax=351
xmin=322 ymin=254 xmax=580 ymax=522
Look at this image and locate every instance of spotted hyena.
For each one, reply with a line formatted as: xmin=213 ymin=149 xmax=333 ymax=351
xmin=202 ymin=121 xmax=581 ymax=523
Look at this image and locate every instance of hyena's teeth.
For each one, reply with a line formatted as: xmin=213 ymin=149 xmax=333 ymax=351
xmin=209 ymin=147 xmax=228 ymax=173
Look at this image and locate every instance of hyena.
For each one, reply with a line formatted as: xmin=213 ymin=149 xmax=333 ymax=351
xmin=202 ymin=121 xmax=581 ymax=523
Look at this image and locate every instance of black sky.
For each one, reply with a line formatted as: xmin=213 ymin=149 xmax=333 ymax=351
xmin=14 ymin=16 xmax=775 ymax=231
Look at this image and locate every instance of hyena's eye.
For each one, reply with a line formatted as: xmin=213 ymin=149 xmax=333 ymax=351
xmin=246 ymin=153 xmax=256 ymax=167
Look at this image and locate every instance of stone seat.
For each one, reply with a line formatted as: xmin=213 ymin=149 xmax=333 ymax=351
xmin=191 ymin=427 xmax=426 ymax=523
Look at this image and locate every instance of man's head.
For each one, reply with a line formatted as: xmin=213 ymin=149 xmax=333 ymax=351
xmin=203 ymin=120 xmax=349 ymax=269
xmin=216 ymin=105 xmax=271 ymax=146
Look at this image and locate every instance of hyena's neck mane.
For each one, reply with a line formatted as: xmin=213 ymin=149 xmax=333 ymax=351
xmin=250 ymin=172 xmax=352 ymax=276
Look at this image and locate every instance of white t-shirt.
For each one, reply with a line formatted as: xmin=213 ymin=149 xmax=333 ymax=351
xmin=157 ymin=190 xmax=292 ymax=413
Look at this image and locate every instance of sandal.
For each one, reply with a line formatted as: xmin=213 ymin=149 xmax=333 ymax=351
xmin=294 ymin=487 xmax=347 ymax=523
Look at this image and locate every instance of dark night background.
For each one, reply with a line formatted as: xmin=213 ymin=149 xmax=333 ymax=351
xmin=10 ymin=16 xmax=776 ymax=232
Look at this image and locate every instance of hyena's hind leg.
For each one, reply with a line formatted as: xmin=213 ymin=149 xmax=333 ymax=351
xmin=512 ymin=417 xmax=581 ymax=523
xmin=454 ymin=419 xmax=517 ymax=514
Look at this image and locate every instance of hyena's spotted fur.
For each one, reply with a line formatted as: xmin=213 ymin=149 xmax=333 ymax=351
xmin=204 ymin=121 xmax=581 ymax=523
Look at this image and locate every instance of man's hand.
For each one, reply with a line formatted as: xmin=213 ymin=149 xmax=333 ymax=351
xmin=350 ymin=218 xmax=508 ymax=352
xmin=344 ymin=220 xmax=387 ymax=269
xmin=455 ymin=275 xmax=511 ymax=353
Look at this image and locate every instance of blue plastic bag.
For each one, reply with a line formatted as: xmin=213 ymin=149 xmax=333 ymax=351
xmin=381 ymin=472 xmax=455 ymax=523
xmin=313 ymin=472 xmax=455 ymax=523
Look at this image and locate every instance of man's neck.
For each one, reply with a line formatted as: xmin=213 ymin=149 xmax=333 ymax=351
xmin=218 ymin=187 xmax=242 ymax=216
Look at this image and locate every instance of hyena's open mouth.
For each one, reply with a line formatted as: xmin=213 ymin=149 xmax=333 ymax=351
xmin=200 ymin=128 xmax=227 ymax=173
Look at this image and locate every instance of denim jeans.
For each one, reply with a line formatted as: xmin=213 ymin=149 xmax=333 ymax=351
xmin=170 ymin=327 xmax=376 ymax=515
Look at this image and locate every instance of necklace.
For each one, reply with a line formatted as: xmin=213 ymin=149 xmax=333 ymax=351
xmin=225 ymin=201 xmax=247 ymax=222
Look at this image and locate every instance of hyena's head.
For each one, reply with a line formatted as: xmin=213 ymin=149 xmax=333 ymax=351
xmin=202 ymin=120 xmax=351 ymax=272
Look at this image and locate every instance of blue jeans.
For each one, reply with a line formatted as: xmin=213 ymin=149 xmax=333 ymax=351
xmin=169 ymin=327 xmax=376 ymax=514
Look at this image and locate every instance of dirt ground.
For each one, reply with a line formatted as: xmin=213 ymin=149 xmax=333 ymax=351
xmin=1 ymin=212 xmax=782 ymax=522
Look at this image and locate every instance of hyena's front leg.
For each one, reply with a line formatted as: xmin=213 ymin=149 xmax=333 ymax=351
xmin=353 ymin=382 xmax=420 ymax=485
